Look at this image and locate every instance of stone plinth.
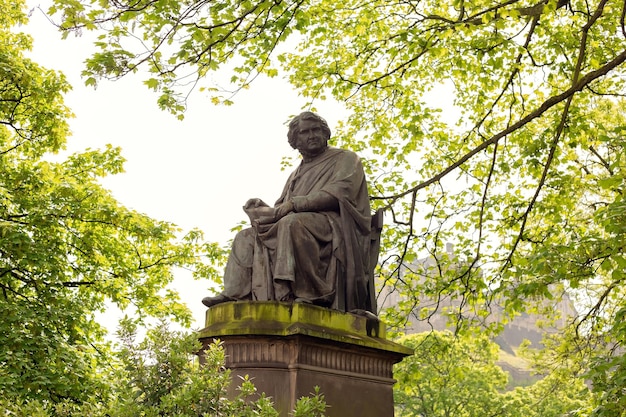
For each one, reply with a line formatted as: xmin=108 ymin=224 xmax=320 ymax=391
xmin=198 ymin=302 xmax=412 ymax=417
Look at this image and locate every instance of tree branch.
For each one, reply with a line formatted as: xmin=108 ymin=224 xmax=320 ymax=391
xmin=503 ymin=0 xmax=610 ymax=269
xmin=372 ymin=47 xmax=626 ymax=204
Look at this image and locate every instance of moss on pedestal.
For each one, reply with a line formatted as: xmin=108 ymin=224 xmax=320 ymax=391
xmin=198 ymin=301 xmax=413 ymax=355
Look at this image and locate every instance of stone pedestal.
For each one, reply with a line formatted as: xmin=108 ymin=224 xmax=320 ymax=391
xmin=198 ymin=302 xmax=412 ymax=417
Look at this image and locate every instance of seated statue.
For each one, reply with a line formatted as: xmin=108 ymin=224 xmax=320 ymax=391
xmin=202 ymin=111 xmax=377 ymax=314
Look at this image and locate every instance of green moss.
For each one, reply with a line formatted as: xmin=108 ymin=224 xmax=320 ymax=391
xmin=198 ymin=301 xmax=413 ymax=355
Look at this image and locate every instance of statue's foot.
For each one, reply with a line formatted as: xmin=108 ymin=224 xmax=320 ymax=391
xmin=350 ymin=309 xmax=379 ymax=321
xmin=350 ymin=309 xmax=381 ymax=338
xmin=202 ymin=293 xmax=234 ymax=308
xmin=294 ymin=297 xmax=312 ymax=304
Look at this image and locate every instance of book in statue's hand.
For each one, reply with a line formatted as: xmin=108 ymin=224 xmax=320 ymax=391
xmin=243 ymin=205 xmax=277 ymax=226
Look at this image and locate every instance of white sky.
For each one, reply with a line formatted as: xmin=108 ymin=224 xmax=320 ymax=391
xmin=24 ymin=3 xmax=347 ymax=329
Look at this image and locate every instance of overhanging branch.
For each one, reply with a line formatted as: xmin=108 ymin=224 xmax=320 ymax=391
xmin=372 ymin=48 xmax=626 ymax=205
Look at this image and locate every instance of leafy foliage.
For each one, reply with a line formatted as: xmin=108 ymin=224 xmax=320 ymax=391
xmin=291 ymin=387 xmax=327 ymax=417
xmin=501 ymin=371 xmax=592 ymax=417
xmin=395 ymin=331 xmax=508 ymax=417
xmin=106 ymin=319 xmax=281 ymax=417
xmin=395 ymin=331 xmax=592 ymax=417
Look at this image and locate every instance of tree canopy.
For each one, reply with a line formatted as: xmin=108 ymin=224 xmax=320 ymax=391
xmin=394 ymin=331 xmax=591 ymax=417
xmin=395 ymin=331 xmax=509 ymax=417
xmin=24 ymin=0 xmax=626 ymax=414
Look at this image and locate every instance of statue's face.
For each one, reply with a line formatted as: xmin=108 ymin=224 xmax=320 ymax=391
xmin=295 ymin=119 xmax=328 ymax=157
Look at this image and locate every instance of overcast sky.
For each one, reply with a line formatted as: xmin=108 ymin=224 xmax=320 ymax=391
xmin=24 ymin=2 xmax=348 ymax=328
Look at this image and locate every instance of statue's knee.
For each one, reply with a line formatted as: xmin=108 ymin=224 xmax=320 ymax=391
xmin=276 ymin=213 xmax=305 ymax=231
xmin=278 ymin=213 xmax=306 ymax=225
xmin=231 ymin=227 xmax=255 ymax=263
xmin=233 ymin=227 xmax=255 ymax=241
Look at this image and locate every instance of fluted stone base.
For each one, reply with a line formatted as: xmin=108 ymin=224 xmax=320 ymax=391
xmin=198 ymin=302 xmax=412 ymax=417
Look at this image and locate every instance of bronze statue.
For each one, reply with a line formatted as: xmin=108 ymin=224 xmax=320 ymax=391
xmin=202 ymin=111 xmax=377 ymax=314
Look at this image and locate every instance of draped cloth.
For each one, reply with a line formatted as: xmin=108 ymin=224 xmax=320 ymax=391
xmin=222 ymin=147 xmax=375 ymax=312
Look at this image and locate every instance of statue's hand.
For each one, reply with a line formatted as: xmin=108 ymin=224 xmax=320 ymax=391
xmin=244 ymin=198 xmax=268 ymax=209
xmin=275 ymin=200 xmax=295 ymax=219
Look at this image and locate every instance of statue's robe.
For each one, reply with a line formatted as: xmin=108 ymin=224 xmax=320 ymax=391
xmin=222 ymin=147 xmax=375 ymax=312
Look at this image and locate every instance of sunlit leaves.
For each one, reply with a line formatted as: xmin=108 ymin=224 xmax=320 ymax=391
xmin=395 ymin=330 xmax=592 ymax=417
xmin=0 ymin=36 xmax=71 ymax=156
xmin=394 ymin=331 xmax=509 ymax=417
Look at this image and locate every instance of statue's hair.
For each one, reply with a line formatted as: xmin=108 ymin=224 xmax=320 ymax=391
xmin=287 ymin=111 xmax=332 ymax=149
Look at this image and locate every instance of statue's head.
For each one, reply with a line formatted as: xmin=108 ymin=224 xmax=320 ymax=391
xmin=287 ymin=111 xmax=332 ymax=150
